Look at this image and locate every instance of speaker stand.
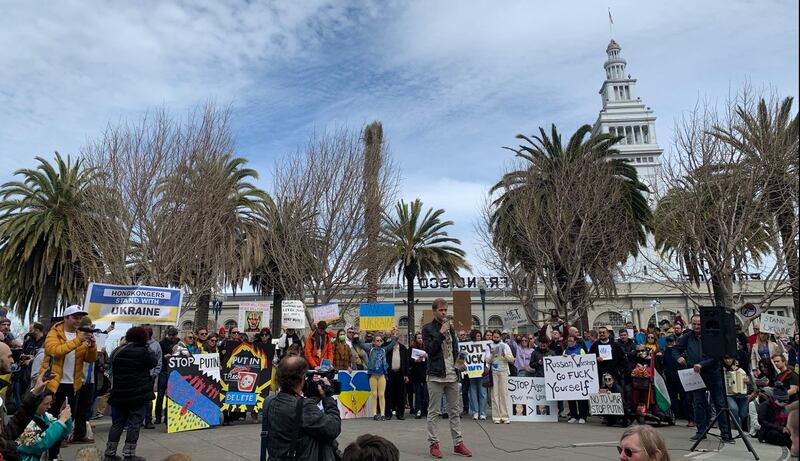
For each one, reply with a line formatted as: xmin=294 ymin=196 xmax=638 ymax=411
xmin=689 ymin=371 xmax=759 ymax=460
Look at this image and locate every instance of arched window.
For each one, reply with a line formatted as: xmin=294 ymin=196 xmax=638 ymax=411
xmin=592 ymin=311 xmax=626 ymax=332
xmin=181 ymin=321 xmax=194 ymax=332
xmin=224 ymin=320 xmax=237 ymax=332
xmin=488 ymin=315 xmax=503 ymax=329
xmin=471 ymin=316 xmax=481 ymax=327
xmin=647 ymin=311 xmax=677 ymax=328
xmin=398 ymin=316 xmax=409 ymax=328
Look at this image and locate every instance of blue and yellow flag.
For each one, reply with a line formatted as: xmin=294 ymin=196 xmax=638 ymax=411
xmin=359 ymin=303 xmax=395 ymax=331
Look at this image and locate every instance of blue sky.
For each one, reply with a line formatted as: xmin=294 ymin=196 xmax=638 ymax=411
xmin=1 ymin=0 xmax=798 ymax=271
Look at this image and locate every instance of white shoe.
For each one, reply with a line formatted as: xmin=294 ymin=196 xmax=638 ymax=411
xmin=502 ymin=419 xmax=510 ymax=424
xmin=567 ymin=418 xmax=577 ymax=423
xmin=479 ymin=415 xmax=486 ymax=420
xmin=473 ymin=413 xmax=478 ymax=420
xmin=493 ymin=419 xmax=500 ymax=424
xmin=578 ymin=419 xmax=586 ymax=424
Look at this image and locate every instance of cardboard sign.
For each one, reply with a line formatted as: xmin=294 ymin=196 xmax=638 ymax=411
xmin=238 ymin=302 xmax=270 ymax=333
xmin=678 ymin=368 xmax=706 ymax=392
xmin=457 ymin=341 xmax=491 ymax=378
xmin=312 ymin=303 xmax=340 ymax=323
xmin=84 ymin=282 xmax=182 ymax=326
xmin=221 ymin=341 xmax=275 ymax=412
xmin=598 ymin=344 xmax=613 ymax=360
xmin=335 ymin=370 xmax=373 ymax=418
xmin=506 ymin=377 xmax=558 ymax=422
xmin=543 ymin=354 xmax=599 ymax=400
xmin=590 ymin=393 xmax=625 ymax=415
xmin=452 ymin=291 xmax=472 ymax=331
xmin=503 ymin=308 xmax=526 ymax=327
xmin=281 ymin=300 xmax=307 ymax=329
xmin=166 ymin=353 xmax=222 ymax=433
xmin=759 ymin=313 xmax=794 ymax=337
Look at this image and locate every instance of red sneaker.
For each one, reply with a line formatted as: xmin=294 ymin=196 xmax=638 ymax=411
xmin=430 ymin=442 xmax=443 ymax=459
xmin=454 ymin=442 xmax=472 ymax=457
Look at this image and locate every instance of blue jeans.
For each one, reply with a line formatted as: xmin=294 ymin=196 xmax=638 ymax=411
xmin=468 ymin=378 xmax=487 ymax=417
xmin=726 ymin=396 xmax=749 ymax=429
xmin=691 ymin=371 xmax=731 ymax=437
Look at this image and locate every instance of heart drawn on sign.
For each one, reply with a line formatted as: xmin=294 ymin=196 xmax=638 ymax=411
xmin=337 ymin=371 xmax=370 ymax=414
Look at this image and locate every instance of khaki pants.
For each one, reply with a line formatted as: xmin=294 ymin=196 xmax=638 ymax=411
xmin=490 ymin=370 xmax=509 ymax=421
xmin=426 ymin=379 xmax=463 ymax=445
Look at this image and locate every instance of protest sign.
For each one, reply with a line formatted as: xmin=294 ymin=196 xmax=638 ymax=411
xmin=312 ymin=303 xmax=340 ymax=323
xmin=626 ymin=329 xmax=635 ymax=339
xmin=506 ymin=377 xmax=558 ymax=422
xmin=738 ymin=303 xmax=762 ymax=320
xmin=238 ymin=302 xmax=270 ymax=334
xmin=759 ymin=313 xmax=793 ymax=337
xmin=281 ymin=300 xmax=307 ymax=329
xmin=503 ymin=308 xmax=526 ymax=327
xmin=411 ymin=348 xmax=427 ymax=361
xmin=589 ymin=393 xmax=625 ymax=415
xmin=166 ymin=353 xmax=222 ymax=433
xmin=335 ymin=370 xmax=373 ymax=418
xmin=678 ymin=368 xmax=706 ymax=392
xmin=359 ymin=303 xmax=395 ymax=331
xmin=457 ymin=341 xmax=491 ymax=378
xmin=84 ymin=282 xmax=182 ymax=326
xmin=94 ymin=333 xmax=108 ymax=351
xmin=598 ymin=344 xmax=613 ymax=360
xmin=543 ymin=354 xmax=599 ymax=400
xmin=221 ymin=341 xmax=275 ymax=412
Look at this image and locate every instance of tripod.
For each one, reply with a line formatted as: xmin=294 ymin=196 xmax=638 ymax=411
xmin=689 ymin=366 xmax=759 ymax=460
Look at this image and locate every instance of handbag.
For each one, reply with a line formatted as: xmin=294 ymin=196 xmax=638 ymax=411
xmin=481 ymin=368 xmax=493 ymax=388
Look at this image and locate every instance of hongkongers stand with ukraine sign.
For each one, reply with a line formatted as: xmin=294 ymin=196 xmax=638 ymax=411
xmin=84 ymin=282 xmax=182 ymax=325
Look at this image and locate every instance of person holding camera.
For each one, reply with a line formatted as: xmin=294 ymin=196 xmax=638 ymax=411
xmin=40 ymin=305 xmax=97 ymax=457
xmin=265 ymin=356 xmax=341 ymax=461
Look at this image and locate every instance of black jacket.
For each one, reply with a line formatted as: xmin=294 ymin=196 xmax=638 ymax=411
xmin=1 ymin=390 xmax=44 ymax=461
xmin=386 ymin=343 xmax=409 ymax=376
xmin=589 ymin=340 xmax=628 ymax=381
xmin=408 ymin=345 xmax=428 ymax=381
xmin=674 ymin=330 xmax=717 ymax=374
xmin=616 ymin=339 xmax=637 ymax=367
xmin=266 ymin=392 xmax=341 ymax=461
xmin=529 ymin=348 xmax=555 ymax=377
xmin=422 ymin=319 xmax=459 ymax=379
xmin=109 ymin=342 xmax=158 ymax=410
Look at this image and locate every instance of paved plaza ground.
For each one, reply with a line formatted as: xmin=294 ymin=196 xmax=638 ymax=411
xmin=61 ymin=414 xmax=791 ymax=461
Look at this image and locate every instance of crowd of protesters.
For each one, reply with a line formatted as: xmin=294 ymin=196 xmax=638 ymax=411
xmin=0 ymin=301 xmax=796 ymax=460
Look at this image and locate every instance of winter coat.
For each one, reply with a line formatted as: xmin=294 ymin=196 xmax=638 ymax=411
xmin=675 ymin=330 xmax=718 ymax=375
xmin=266 ymin=392 xmax=341 ymax=461
xmin=108 ymin=342 xmax=158 ymax=410
xmin=529 ymin=348 xmax=555 ymax=378
xmin=386 ymin=343 xmax=409 ymax=376
xmin=751 ymin=340 xmax=785 ymax=374
xmin=589 ymin=340 xmax=628 ymax=381
xmin=40 ymin=321 xmax=98 ymax=393
xmin=305 ymin=332 xmax=334 ymax=369
xmin=16 ymin=413 xmax=73 ymax=461
xmin=422 ymin=319 xmax=459 ymax=379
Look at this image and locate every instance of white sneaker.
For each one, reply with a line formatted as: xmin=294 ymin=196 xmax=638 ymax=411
xmin=479 ymin=415 xmax=486 ymax=420
xmin=502 ymin=419 xmax=510 ymax=424
xmin=567 ymin=418 xmax=577 ymax=423
xmin=473 ymin=413 xmax=478 ymax=420
xmin=578 ymin=419 xmax=586 ymax=424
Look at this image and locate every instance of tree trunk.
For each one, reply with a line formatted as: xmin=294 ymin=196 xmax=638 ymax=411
xmin=271 ymin=289 xmax=283 ymax=336
xmin=194 ymin=291 xmax=211 ymax=331
xmin=38 ymin=274 xmax=59 ymax=327
xmin=363 ymin=122 xmax=383 ymax=303
xmin=405 ymin=270 xmax=416 ymax=344
xmin=710 ymin=272 xmax=733 ymax=308
xmin=776 ymin=206 xmax=800 ymax=320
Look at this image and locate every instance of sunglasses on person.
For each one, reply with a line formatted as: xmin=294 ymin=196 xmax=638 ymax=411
xmin=604 ymin=377 xmax=614 ymax=382
xmin=198 ymin=332 xmax=208 ymax=336
xmin=617 ymin=446 xmax=640 ymax=457
xmin=209 ymin=339 xmax=217 ymax=343
xmin=187 ymin=336 xmax=195 ymax=340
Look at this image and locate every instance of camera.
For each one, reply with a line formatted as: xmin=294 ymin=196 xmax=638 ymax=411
xmin=78 ymin=327 xmax=103 ymax=333
xmin=303 ymin=368 xmax=341 ymax=399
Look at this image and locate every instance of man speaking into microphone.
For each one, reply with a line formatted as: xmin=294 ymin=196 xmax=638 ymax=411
xmin=422 ymin=298 xmax=472 ymax=458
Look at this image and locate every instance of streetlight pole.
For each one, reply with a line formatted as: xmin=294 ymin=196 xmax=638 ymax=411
xmin=477 ymin=278 xmax=487 ymax=330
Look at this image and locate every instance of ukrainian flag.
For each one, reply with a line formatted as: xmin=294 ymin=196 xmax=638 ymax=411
xmin=359 ymin=303 xmax=395 ymax=331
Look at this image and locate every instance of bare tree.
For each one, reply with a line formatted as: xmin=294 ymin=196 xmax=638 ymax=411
xmin=262 ymin=128 xmax=398 ymax=324
xmin=646 ymin=94 xmax=789 ymax=312
xmin=79 ymin=105 xmax=268 ymax=326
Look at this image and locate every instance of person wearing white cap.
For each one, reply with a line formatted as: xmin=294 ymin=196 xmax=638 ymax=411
xmin=40 ymin=304 xmax=97 ymax=455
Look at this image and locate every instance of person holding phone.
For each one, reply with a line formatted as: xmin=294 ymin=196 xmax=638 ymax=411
xmin=40 ymin=305 xmax=98 ymax=456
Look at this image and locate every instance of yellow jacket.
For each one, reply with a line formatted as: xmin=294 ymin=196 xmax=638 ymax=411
xmin=40 ymin=321 xmax=98 ymax=393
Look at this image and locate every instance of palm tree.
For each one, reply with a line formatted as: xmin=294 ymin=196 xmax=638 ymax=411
xmin=0 ymin=153 xmax=102 ymax=324
xmin=381 ymin=199 xmax=469 ymax=339
xmin=712 ymin=97 xmax=799 ymax=317
xmin=163 ymin=153 xmax=269 ymax=329
xmin=490 ymin=124 xmax=651 ymax=322
xmin=363 ymin=121 xmax=384 ymax=302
